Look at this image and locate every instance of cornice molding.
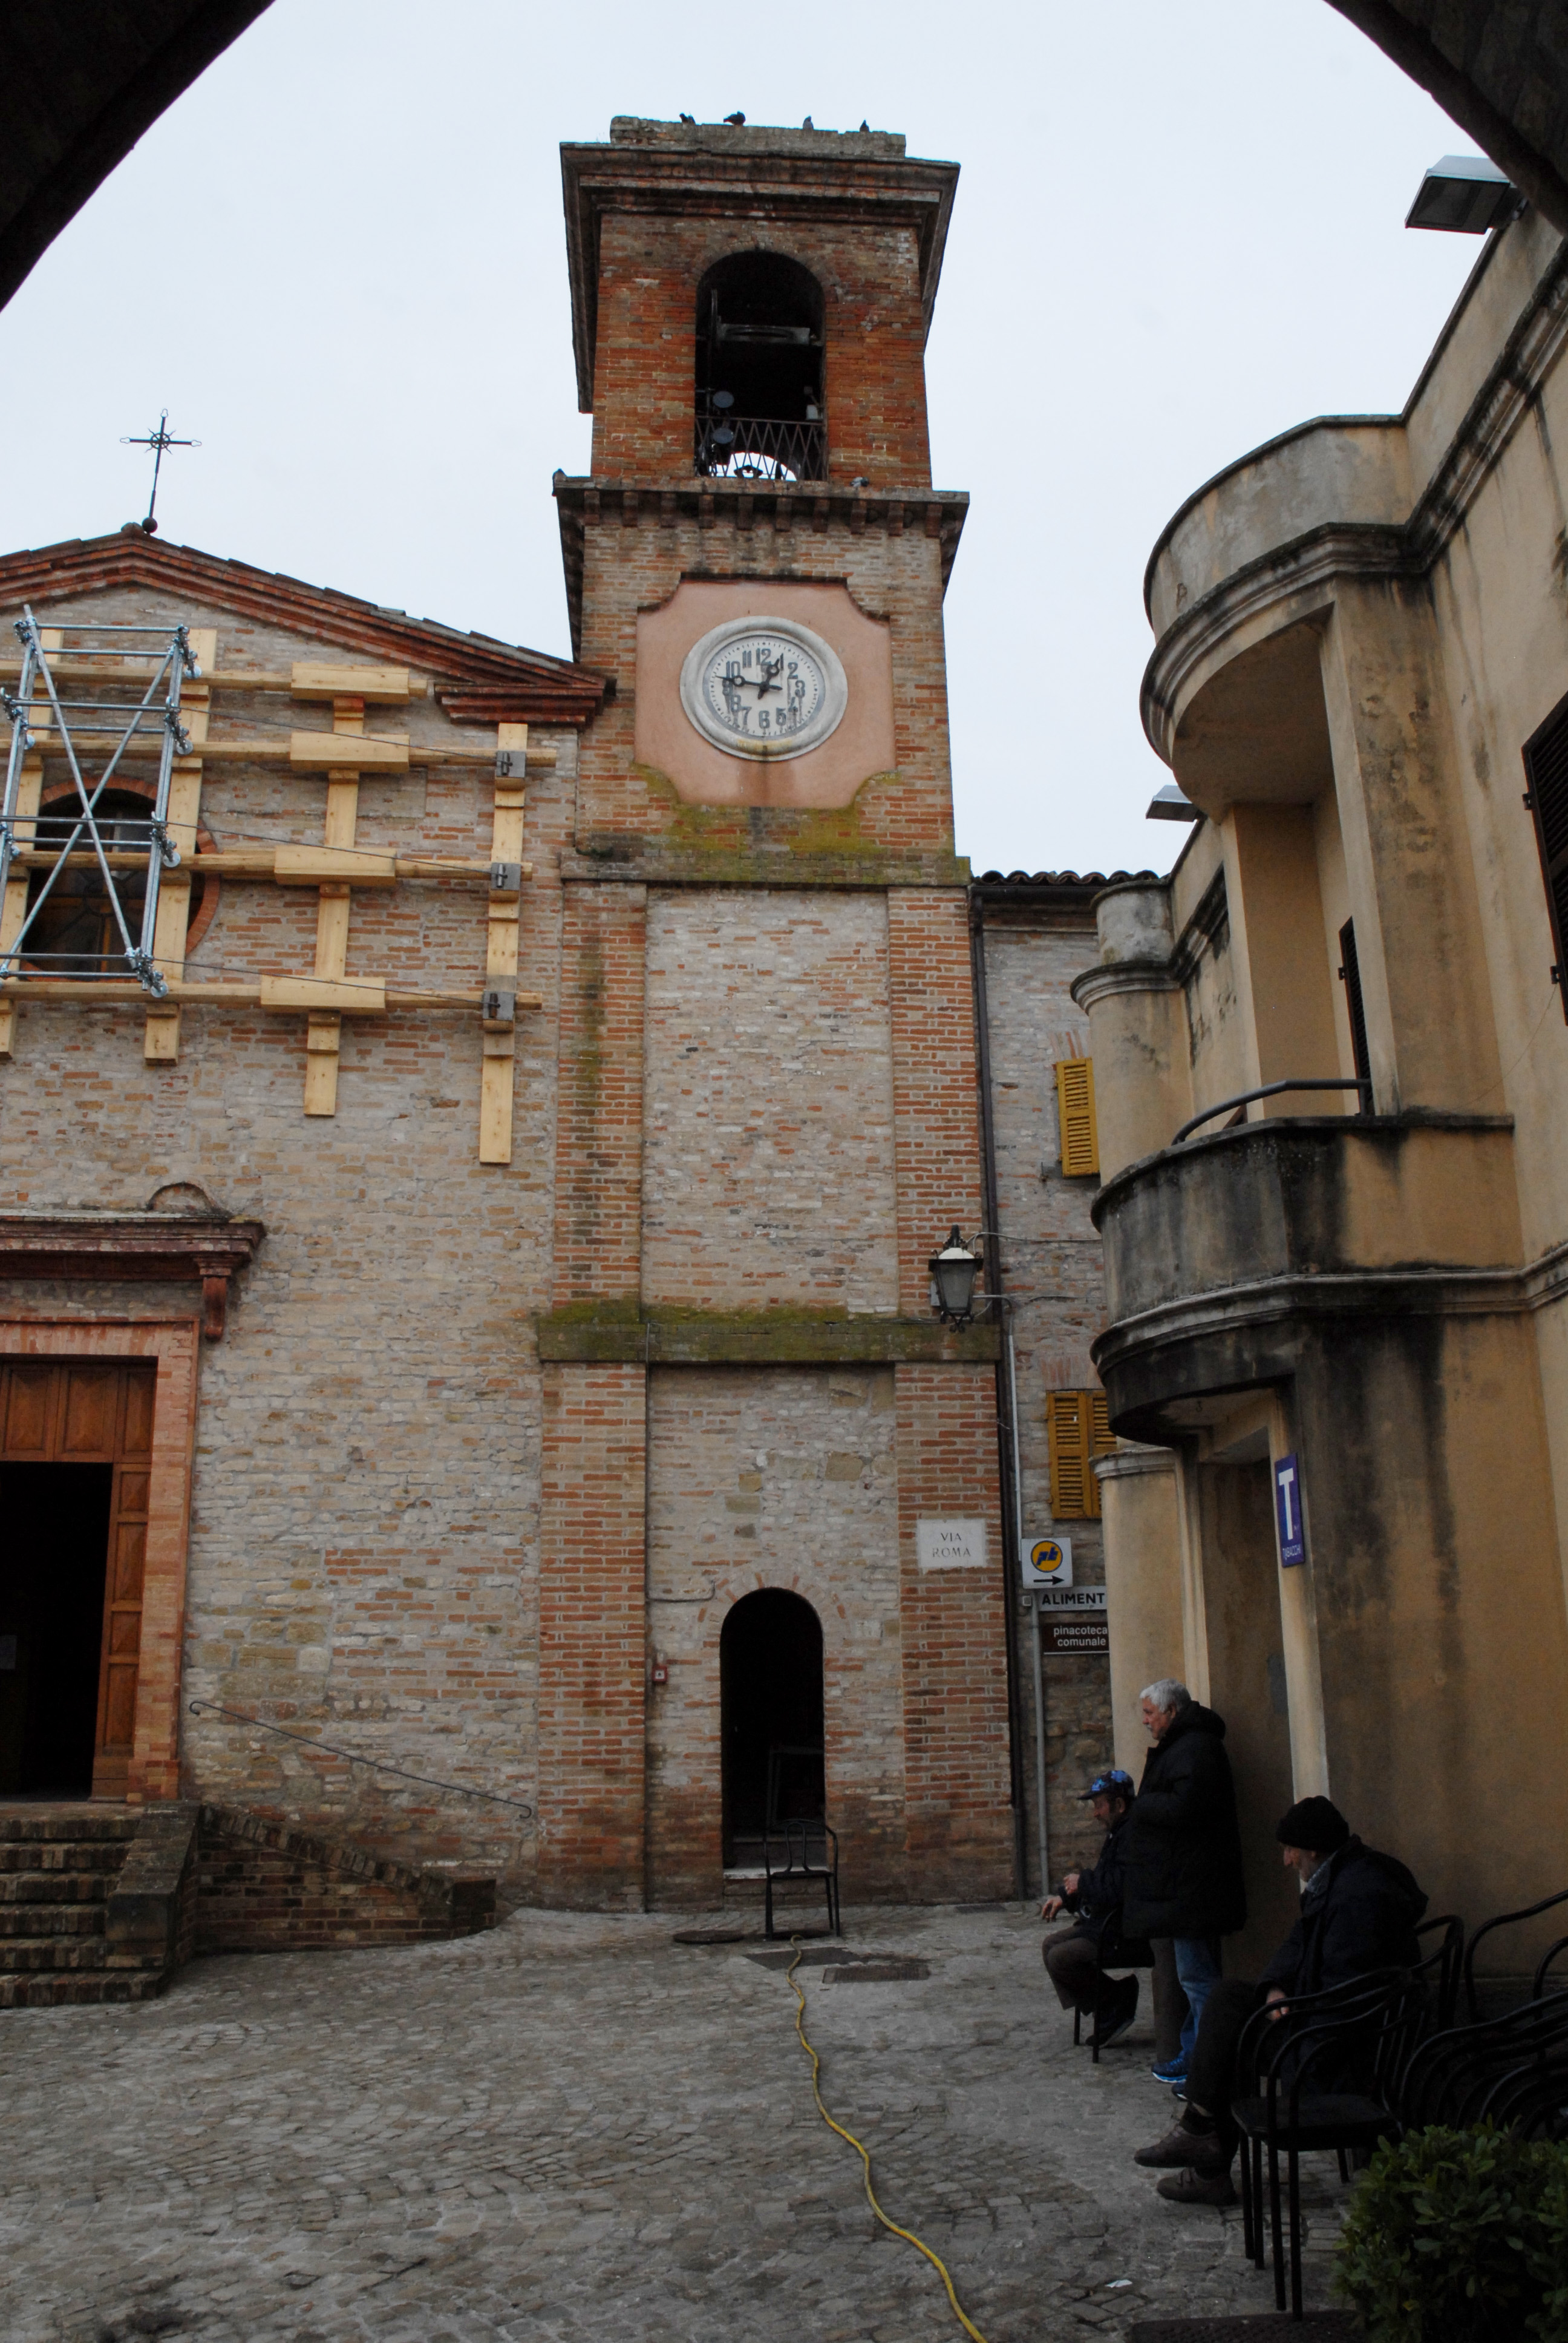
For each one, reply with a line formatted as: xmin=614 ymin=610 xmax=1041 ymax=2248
xmin=0 ymin=1208 xmax=265 ymax=1340
xmin=537 ymin=1304 xmax=999 ymax=1366
xmin=1093 ymin=1443 xmax=1178 ymax=1481
xmin=1140 ymin=235 xmax=1568 ymax=761
xmin=1070 ymin=958 xmax=1183 ymax=1011
xmin=552 ymin=475 xmax=968 ymax=661
xmin=0 ymin=534 xmax=610 ymax=729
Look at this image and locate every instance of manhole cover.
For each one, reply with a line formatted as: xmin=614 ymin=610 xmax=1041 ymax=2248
xmin=825 ymin=1958 xmax=930 ymax=1982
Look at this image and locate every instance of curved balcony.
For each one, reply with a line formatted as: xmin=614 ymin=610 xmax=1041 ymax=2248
xmin=1089 ymin=1112 xmax=1520 ymax=1437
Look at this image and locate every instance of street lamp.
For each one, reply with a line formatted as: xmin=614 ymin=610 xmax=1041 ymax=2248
xmin=928 ymin=1227 xmax=982 ymax=1325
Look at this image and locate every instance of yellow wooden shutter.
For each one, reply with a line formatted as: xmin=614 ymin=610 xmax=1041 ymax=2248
xmin=1048 ymin=1391 xmax=1089 ymax=1518
xmin=1055 ymin=1057 xmax=1099 ymax=1176
xmin=1048 ymin=1388 xmax=1114 ymax=1520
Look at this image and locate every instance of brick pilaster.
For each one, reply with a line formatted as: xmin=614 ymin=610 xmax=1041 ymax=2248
xmin=552 ymin=883 xmax=647 ymax=1300
xmin=896 ymin=1362 xmax=1013 ymax=1896
xmin=887 ymin=889 xmax=987 ymax=1309
xmin=537 ymin=1363 xmax=647 ymax=1907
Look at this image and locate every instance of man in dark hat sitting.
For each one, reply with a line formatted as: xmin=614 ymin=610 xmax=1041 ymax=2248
xmin=1040 ymin=1769 xmax=1149 ymax=2046
xmin=1133 ymin=1795 xmax=1427 ymax=2206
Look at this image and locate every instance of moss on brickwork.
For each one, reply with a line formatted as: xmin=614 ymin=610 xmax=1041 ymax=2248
xmin=536 ymin=1300 xmax=1000 ymax=1365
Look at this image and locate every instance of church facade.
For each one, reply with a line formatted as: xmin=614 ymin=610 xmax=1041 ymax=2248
xmin=0 ymin=119 xmax=1116 ymax=1918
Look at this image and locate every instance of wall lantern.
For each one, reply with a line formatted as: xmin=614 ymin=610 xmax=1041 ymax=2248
xmin=929 ymin=1227 xmax=982 ymax=1326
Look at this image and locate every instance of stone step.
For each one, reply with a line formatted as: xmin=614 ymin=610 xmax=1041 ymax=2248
xmin=0 ymin=1806 xmax=137 ymax=1844
xmin=1 ymin=1936 xmax=111 ymax=1972
xmin=0 ymin=1902 xmax=103 ymax=1939
xmin=0 ymin=1968 xmax=166 ymax=2010
xmin=0 ymin=1840 xmax=132 ymax=1877
xmin=0 ymin=1869 xmax=110 ymax=1906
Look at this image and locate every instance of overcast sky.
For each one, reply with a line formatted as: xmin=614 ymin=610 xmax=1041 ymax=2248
xmin=0 ymin=0 xmax=1481 ymax=876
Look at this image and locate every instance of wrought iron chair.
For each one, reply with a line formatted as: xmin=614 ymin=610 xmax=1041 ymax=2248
xmin=1231 ymin=1972 xmax=1419 ymax=2319
xmin=1414 ymin=1912 xmax=1465 ymax=2030
xmin=1397 ymin=1988 xmax=1568 ymax=2137
xmin=1463 ymin=1884 xmax=1568 ymax=2018
xmin=762 ymin=1820 xmax=840 ymax=1942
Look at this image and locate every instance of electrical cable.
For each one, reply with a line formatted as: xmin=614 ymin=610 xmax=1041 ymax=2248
xmin=785 ymin=1937 xmax=990 ymax=2343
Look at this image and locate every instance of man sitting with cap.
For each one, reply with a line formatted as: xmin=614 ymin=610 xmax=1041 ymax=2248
xmin=1041 ymin=1769 xmax=1149 ymax=2046
xmin=1134 ymin=1795 xmax=1427 ymax=2206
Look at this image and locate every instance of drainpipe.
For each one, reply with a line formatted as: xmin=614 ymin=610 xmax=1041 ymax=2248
xmin=969 ymin=890 xmax=1028 ymax=1901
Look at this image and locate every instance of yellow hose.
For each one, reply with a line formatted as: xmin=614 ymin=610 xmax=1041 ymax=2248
xmin=785 ymin=1939 xmax=991 ymax=2343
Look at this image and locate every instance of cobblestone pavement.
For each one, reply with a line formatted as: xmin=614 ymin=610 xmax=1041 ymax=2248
xmin=1 ymin=1903 xmax=1351 ymax=2342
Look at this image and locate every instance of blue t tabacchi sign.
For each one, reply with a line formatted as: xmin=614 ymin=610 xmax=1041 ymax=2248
xmin=1274 ymin=1452 xmax=1305 ymax=1567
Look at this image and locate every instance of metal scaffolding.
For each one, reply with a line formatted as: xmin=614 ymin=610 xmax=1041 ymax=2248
xmin=0 ymin=606 xmax=200 ymax=995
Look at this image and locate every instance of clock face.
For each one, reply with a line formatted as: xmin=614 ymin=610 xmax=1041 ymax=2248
xmin=678 ymin=616 xmax=849 ymax=761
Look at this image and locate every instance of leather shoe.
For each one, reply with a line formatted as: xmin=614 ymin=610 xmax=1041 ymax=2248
xmin=1134 ymin=2120 xmax=1226 ymax=2169
xmin=1156 ymin=2164 xmax=1238 ymax=2206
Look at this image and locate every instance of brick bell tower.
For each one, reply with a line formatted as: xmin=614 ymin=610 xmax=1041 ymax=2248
xmin=538 ymin=117 xmax=1013 ymax=1910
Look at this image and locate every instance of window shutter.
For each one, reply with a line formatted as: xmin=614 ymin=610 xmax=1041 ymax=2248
xmin=1054 ymin=1057 xmax=1099 ymax=1177
xmin=1337 ymin=919 xmax=1373 ymax=1103
xmin=1523 ymin=690 xmax=1568 ymax=1022
xmin=1048 ymin=1389 xmax=1114 ymax=1521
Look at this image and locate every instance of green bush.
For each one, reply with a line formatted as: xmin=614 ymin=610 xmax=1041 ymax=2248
xmin=1333 ymin=2125 xmax=1568 ymax=2342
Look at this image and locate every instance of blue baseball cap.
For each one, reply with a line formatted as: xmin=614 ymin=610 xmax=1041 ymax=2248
xmin=1078 ymin=1769 xmax=1135 ymax=1801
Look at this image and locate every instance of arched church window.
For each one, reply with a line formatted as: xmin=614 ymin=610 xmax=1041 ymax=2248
xmin=695 ymin=251 xmax=826 ymax=483
xmin=23 ymin=785 xmax=211 ymax=978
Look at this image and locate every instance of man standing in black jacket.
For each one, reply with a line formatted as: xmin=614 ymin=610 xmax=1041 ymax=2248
xmin=1135 ymin=1795 xmax=1428 ymax=2206
xmin=1120 ymin=1679 xmax=1247 ymax=2085
xmin=1040 ymin=1769 xmax=1148 ymax=2043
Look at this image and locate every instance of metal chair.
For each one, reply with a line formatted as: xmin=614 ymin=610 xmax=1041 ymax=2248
xmin=1414 ymin=1912 xmax=1465 ymax=2028
xmin=1231 ymin=1973 xmax=1417 ymax=2319
xmin=1068 ymin=1928 xmax=1154 ymax=2064
xmin=1397 ymin=1989 xmax=1568 ymax=2135
xmin=1463 ymin=1884 xmax=1568 ymax=2017
xmin=762 ymin=1820 xmax=840 ymax=1941
xmin=1534 ymin=1933 xmax=1568 ymax=2002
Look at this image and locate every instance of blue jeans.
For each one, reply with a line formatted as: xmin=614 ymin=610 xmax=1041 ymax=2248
xmin=1173 ymin=1935 xmax=1224 ymax=2066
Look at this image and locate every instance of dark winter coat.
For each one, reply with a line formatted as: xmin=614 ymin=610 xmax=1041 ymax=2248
xmin=1057 ymin=1812 xmax=1152 ymax=1967
xmin=1258 ymin=1837 xmax=1428 ymax=1999
xmin=1119 ymin=1702 xmax=1247 ymax=1940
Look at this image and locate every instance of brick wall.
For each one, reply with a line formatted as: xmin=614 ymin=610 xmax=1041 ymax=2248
xmin=644 ymin=1365 xmax=904 ymax=1904
xmin=537 ymin=1363 xmax=647 ymax=1907
xmin=895 ymin=1363 xmax=1013 ymax=1897
xmin=642 ymin=889 xmax=897 ymax=1312
xmin=590 ymin=212 xmax=932 ymax=488
xmin=981 ymin=907 xmax=1116 ymax=1893
xmin=889 ymin=890 xmax=986 ymax=1311
xmin=552 ymin=883 xmax=647 ymax=1300
xmin=189 ymin=1806 xmax=494 ymax=1951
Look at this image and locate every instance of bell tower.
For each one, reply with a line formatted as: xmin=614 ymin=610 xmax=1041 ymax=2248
xmin=538 ymin=118 xmax=1014 ymax=1912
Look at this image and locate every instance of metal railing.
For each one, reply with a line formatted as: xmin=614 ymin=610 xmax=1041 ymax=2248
xmin=694 ymin=411 xmax=827 ymax=482
xmin=1172 ymin=1076 xmax=1372 ymax=1147
xmin=188 ymin=1698 xmax=535 ymax=1818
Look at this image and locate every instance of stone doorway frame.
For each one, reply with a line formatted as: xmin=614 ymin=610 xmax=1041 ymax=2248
xmin=0 ymin=1317 xmax=199 ymax=1802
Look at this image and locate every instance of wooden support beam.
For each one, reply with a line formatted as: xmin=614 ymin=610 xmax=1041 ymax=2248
xmin=304 ymin=700 xmax=364 ymax=1116
xmin=10 ymin=730 xmax=556 ymax=769
xmin=145 ymin=627 xmax=217 ymax=1063
xmin=9 ymin=848 xmax=534 ymax=883
xmin=0 ymin=977 xmax=538 ymax=1010
xmin=479 ymin=721 xmax=528 ymax=1165
xmin=290 ymin=662 xmax=413 ymax=704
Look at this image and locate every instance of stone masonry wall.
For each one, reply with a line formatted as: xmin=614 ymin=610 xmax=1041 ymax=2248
xmin=982 ymin=910 xmax=1117 ymax=1896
